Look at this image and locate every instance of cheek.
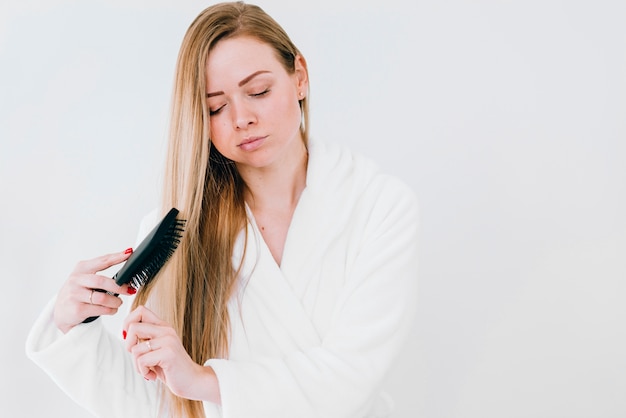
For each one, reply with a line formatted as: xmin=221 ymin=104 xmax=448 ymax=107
xmin=209 ymin=121 xmax=230 ymax=154
xmin=271 ymin=94 xmax=301 ymax=129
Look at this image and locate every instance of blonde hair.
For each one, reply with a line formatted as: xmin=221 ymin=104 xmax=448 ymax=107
xmin=131 ymin=2 xmax=309 ymax=417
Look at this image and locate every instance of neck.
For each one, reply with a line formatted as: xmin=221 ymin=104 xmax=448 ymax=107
xmin=238 ymin=140 xmax=308 ymax=211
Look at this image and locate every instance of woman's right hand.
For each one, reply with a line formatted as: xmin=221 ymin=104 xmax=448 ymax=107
xmin=53 ymin=248 xmax=135 ymax=334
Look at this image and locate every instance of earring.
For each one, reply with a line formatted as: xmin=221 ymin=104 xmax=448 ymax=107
xmin=299 ymin=91 xmax=305 ymax=98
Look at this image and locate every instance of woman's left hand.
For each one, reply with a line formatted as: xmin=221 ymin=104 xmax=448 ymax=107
xmin=123 ymin=305 xmax=221 ymax=404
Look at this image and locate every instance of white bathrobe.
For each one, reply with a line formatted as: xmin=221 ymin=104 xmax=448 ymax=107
xmin=26 ymin=139 xmax=419 ymax=418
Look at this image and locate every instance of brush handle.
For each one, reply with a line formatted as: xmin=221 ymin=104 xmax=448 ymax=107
xmin=82 ymin=274 xmax=120 ymax=323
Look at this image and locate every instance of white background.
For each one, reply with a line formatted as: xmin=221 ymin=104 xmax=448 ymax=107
xmin=1 ymin=0 xmax=625 ymax=417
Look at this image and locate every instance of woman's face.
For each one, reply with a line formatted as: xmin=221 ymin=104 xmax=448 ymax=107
xmin=205 ymin=36 xmax=307 ymax=171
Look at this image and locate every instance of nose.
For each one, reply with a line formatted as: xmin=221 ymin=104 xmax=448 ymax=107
xmin=231 ymin=99 xmax=256 ymax=130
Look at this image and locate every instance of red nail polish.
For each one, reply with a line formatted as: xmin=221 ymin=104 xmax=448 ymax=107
xmin=124 ymin=248 xmax=133 ymax=254
xmin=122 ymin=330 xmax=127 ymax=340
xmin=127 ymin=287 xmax=137 ymax=295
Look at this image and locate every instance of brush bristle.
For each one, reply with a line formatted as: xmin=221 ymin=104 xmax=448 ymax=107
xmin=129 ymin=219 xmax=186 ymax=290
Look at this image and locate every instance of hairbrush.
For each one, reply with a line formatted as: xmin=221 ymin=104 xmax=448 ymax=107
xmin=83 ymin=207 xmax=186 ymax=323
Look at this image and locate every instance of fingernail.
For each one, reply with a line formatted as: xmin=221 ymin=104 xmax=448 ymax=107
xmin=122 ymin=330 xmax=127 ymax=340
xmin=124 ymin=248 xmax=133 ymax=254
xmin=127 ymin=287 xmax=137 ymax=295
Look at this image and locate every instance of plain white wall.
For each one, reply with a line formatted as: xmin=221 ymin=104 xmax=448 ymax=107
xmin=1 ymin=0 xmax=625 ymax=417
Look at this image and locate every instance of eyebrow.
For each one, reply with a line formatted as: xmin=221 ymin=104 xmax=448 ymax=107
xmin=206 ymin=70 xmax=271 ymax=98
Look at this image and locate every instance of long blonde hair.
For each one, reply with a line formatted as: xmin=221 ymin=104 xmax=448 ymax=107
xmin=131 ymin=2 xmax=309 ymax=417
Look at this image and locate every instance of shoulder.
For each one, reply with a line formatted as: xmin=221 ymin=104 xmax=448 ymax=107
xmin=308 ymin=138 xmax=418 ymax=212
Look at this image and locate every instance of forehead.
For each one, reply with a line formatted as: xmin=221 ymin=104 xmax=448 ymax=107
xmin=206 ymin=36 xmax=283 ymax=88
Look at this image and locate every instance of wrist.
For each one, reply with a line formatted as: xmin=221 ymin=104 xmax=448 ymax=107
xmin=183 ymin=364 xmax=221 ymax=405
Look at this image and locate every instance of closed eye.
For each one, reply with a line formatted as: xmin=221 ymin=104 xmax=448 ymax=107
xmin=251 ymin=89 xmax=270 ymax=97
xmin=209 ymin=105 xmax=225 ymax=116
xmin=209 ymin=89 xmax=269 ymax=116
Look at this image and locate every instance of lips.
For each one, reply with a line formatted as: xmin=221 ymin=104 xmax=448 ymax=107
xmin=239 ymin=136 xmax=267 ymax=151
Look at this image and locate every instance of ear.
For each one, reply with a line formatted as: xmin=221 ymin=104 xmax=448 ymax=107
xmin=294 ymin=54 xmax=309 ymax=94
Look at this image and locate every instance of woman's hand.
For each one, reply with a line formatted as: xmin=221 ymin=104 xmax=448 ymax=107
xmin=53 ymin=249 xmax=135 ymax=334
xmin=123 ymin=305 xmax=221 ymax=404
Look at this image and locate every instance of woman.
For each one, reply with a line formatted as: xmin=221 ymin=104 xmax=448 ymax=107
xmin=26 ymin=2 xmax=419 ymax=417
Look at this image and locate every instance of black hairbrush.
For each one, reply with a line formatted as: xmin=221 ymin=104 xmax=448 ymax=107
xmin=83 ymin=207 xmax=186 ymax=323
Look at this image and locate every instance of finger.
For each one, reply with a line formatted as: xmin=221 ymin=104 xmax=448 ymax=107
xmin=81 ymin=273 xmax=133 ymax=296
xmin=73 ymin=248 xmax=134 ymax=275
xmin=132 ymin=339 xmax=157 ymax=356
xmin=87 ymin=288 xmax=124 ymax=309
xmin=132 ymin=339 xmax=160 ymax=379
xmin=123 ymin=305 xmax=164 ymax=332
xmin=57 ymin=276 xmax=123 ymax=311
xmin=124 ymin=321 xmax=165 ymax=353
xmin=81 ymin=304 xmax=122 ymax=320
xmin=84 ymin=288 xmax=124 ymax=318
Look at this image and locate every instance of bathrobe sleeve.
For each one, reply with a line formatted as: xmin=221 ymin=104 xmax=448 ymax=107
xmin=206 ymin=155 xmax=420 ymax=418
xmin=25 ymin=300 xmax=158 ymax=418
xmin=25 ymin=211 xmax=160 ymax=418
